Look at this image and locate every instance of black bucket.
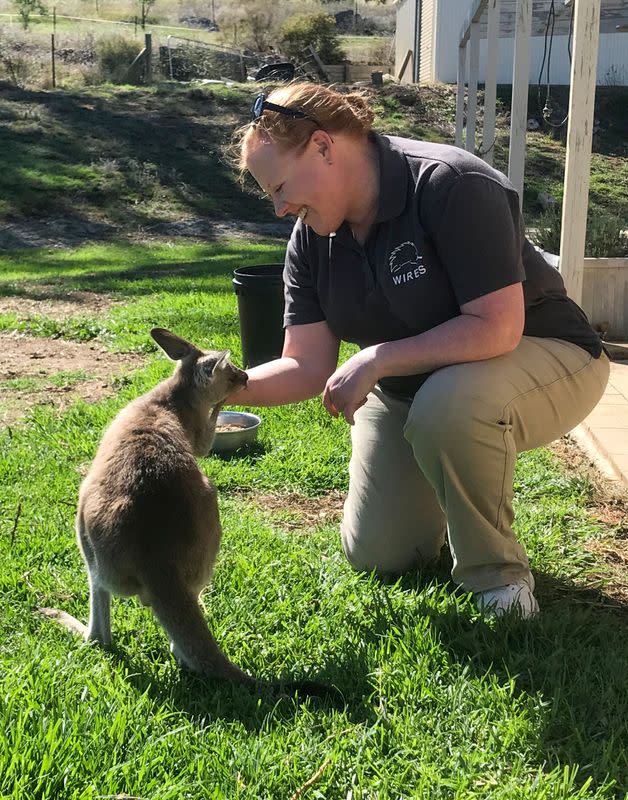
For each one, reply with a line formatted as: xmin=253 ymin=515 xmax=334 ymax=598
xmin=232 ymin=264 xmax=285 ymax=368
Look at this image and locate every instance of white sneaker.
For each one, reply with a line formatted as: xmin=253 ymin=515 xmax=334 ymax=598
xmin=475 ymin=580 xmax=540 ymax=619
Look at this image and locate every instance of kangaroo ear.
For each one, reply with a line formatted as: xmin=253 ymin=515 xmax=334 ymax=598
xmin=211 ymin=350 xmax=231 ymax=373
xmin=151 ymin=328 xmax=199 ymax=361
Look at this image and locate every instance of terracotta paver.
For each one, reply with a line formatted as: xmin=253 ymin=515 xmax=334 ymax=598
xmin=573 ymin=360 xmax=628 ymax=485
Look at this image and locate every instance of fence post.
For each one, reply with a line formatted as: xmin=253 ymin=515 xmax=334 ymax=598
xmin=144 ymin=33 xmax=152 ymax=83
xmin=51 ymin=33 xmax=56 ymax=88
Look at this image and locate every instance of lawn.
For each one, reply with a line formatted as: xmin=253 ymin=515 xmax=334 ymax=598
xmin=1 ymin=81 xmax=626 ymax=242
xmin=0 ymin=240 xmax=627 ymax=799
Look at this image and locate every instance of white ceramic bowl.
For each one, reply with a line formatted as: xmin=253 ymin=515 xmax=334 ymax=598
xmin=212 ymin=411 xmax=261 ymax=454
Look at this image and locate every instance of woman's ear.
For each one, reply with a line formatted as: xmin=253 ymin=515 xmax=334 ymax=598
xmin=311 ymin=131 xmax=333 ymax=165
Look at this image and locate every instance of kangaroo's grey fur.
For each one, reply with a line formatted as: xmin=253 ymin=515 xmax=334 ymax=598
xmin=38 ymin=327 xmax=252 ymax=682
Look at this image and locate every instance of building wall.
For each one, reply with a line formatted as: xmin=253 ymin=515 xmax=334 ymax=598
xmin=395 ymin=0 xmax=418 ymax=83
xmin=418 ymin=0 xmax=436 ymax=83
xmin=432 ymin=3 xmax=628 ymax=85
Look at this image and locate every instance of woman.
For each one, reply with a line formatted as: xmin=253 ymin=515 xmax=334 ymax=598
xmin=229 ymin=82 xmax=609 ymax=618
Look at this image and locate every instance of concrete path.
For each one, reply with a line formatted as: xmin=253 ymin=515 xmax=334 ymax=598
xmin=573 ymin=354 xmax=628 ymax=486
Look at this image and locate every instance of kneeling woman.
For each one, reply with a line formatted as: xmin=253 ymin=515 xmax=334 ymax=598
xmin=228 ymin=82 xmax=609 ymax=618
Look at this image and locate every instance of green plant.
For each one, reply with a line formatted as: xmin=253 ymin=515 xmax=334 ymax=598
xmin=279 ymin=12 xmax=345 ymax=64
xmin=96 ymin=34 xmax=141 ymax=84
xmin=532 ymin=208 xmax=628 ymax=258
xmin=11 ymin=0 xmax=47 ymax=30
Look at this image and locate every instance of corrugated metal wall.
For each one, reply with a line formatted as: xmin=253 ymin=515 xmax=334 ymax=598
xmin=419 ymin=0 xmax=436 ymax=83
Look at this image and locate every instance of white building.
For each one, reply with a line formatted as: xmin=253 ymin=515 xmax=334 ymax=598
xmin=396 ymin=0 xmax=628 ymax=85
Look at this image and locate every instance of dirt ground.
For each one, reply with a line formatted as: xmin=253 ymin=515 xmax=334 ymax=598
xmin=0 ymin=331 xmax=143 ymax=425
xmin=0 ymin=216 xmax=293 ymax=250
xmin=0 ymin=288 xmax=118 ymax=319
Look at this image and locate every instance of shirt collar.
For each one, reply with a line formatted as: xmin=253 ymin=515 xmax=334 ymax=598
xmin=371 ymin=131 xmax=409 ymax=224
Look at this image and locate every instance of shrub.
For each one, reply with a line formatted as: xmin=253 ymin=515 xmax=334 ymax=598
xmin=96 ymin=35 xmax=141 ymax=84
xmin=279 ymin=12 xmax=345 ymax=64
xmin=217 ymin=0 xmax=280 ymax=52
xmin=532 ymin=207 xmax=628 ymax=258
xmin=0 ymin=27 xmax=41 ymax=86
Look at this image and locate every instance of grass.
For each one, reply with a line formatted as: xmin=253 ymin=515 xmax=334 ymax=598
xmin=0 ymin=240 xmax=627 ymax=798
xmin=0 ymin=81 xmax=626 ymax=241
xmin=0 ymin=81 xmax=267 ymax=226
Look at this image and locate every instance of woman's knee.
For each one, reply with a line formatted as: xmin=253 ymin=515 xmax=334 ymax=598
xmin=340 ymin=519 xmax=444 ymax=576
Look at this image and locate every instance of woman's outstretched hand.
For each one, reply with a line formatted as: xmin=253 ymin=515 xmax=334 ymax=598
xmin=322 ymin=347 xmax=378 ymax=425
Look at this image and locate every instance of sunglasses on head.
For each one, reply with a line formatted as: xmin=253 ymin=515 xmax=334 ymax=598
xmin=251 ymin=93 xmax=319 ymax=126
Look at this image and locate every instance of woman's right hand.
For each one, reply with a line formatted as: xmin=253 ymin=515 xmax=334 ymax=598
xmin=227 ymin=321 xmax=340 ymax=408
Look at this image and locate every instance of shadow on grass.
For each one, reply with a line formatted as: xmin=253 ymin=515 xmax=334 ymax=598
xmin=0 ymin=247 xmax=285 ymax=299
xmin=386 ymin=564 xmax=628 ymax=795
xmin=0 ymin=81 xmax=269 ymax=237
xmin=108 ymin=643 xmax=376 ymax=730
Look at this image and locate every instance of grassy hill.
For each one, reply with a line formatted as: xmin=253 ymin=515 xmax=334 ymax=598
xmin=0 ymin=79 xmax=626 ymax=247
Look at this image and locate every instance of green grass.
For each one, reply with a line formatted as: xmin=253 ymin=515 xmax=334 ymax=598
xmin=0 ymin=81 xmax=268 ymax=226
xmin=0 ymin=241 xmax=627 ymax=798
xmin=0 ymin=81 xmax=626 ymax=240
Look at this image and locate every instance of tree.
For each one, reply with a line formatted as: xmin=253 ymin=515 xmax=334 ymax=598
xmin=217 ymin=0 xmax=278 ymax=52
xmin=279 ymin=12 xmax=345 ymax=64
xmin=138 ymin=0 xmax=156 ymax=28
xmin=12 ymin=0 xmax=47 ymax=31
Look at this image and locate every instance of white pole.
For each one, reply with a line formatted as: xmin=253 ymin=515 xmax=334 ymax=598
xmin=455 ymin=43 xmax=467 ymax=148
xmin=482 ymin=0 xmax=501 ymax=165
xmin=508 ymin=0 xmax=532 ymax=206
xmin=559 ymin=0 xmax=602 ymax=305
xmin=466 ymin=20 xmax=480 ymax=153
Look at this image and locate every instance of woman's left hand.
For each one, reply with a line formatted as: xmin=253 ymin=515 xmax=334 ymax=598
xmin=322 ymin=347 xmax=379 ymax=425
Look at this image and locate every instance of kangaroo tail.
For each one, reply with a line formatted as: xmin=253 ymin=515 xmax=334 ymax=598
xmin=145 ymin=574 xmax=253 ymax=683
xmin=36 ymin=607 xmax=88 ymax=639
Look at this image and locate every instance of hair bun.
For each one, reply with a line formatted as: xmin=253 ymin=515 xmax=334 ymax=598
xmin=343 ymin=92 xmax=376 ymax=129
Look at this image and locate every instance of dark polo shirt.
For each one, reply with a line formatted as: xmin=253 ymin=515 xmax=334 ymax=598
xmin=283 ymin=132 xmax=602 ymax=399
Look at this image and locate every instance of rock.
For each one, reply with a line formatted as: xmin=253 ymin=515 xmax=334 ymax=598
xmin=537 ymin=191 xmax=558 ymax=210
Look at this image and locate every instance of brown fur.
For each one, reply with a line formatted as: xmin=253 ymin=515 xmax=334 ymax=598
xmin=39 ymin=328 xmax=252 ymax=682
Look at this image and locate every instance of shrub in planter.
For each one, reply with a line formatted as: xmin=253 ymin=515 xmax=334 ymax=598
xmin=279 ymin=12 xmax=345 ymax=64
xmin=532 ymin=207 xmax=628 ymax=258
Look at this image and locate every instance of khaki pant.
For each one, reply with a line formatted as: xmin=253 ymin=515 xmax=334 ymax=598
xmin=341 ymin=337 xmax=610 ymax=592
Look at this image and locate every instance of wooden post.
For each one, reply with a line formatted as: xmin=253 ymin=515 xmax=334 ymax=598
xmin=466 ymin=19 xmax=480 ymax=153
xmin=455 ymin=44 xmax=467 ymax=148
xmin=559 ymin=0 xmax=602 ymax=305
xmin=144 ymin=32 xmax=152 ymax=83
xmin=482 ymin=0 xmax=501 ymax=165
xmin=51 ymin=33 xmax=56 ymax=88
xmin=508 ymin=0 xmax=532 ymax=207
xmin=397 ymin=49 xmax=413 ymax=82
xmin=307 ymin=45 xmax=330 ymax=82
